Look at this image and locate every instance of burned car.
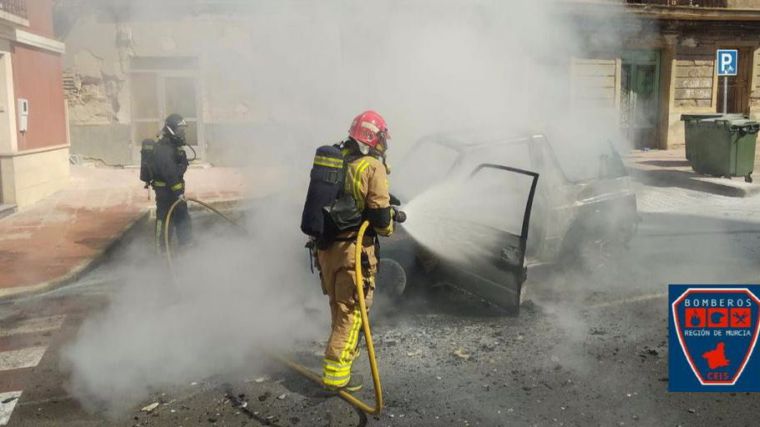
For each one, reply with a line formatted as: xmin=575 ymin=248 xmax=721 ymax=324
xmin=378 ymin=132 xmax=638 ymax=313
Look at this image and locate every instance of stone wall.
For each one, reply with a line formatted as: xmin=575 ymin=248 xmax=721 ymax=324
xmin=751 ymin=46 xmax=760 ymax=120
xmin=673 ymin=52 xmax=715 ymax=110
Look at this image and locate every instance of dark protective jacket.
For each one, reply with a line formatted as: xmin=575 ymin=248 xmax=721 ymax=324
xmin=152 ymin=134 xmax=189 ymax=195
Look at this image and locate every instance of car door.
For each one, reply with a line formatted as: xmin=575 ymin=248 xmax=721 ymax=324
xmin=435 ymin=163 xmax=539 ymax=312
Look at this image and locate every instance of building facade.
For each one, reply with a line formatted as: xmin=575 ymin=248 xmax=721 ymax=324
xmin=58 ymin=1 xmax=760 ymax=164
xmin=0 ymin=0 xmax=68 ymax=210
xmin=57 ymin=0 xmax=265 ymax=167
xmin=570 ymin=0 xmax=760 ymax=149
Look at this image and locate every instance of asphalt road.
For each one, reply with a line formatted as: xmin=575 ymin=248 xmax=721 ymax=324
xmin=2 ymin=184 xmax=760 ymax=427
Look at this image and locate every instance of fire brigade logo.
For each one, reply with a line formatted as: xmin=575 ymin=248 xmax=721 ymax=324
xmin=669 ymin=285 xmax=760 ymax=391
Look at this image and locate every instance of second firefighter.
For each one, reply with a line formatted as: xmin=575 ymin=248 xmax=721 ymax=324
xmin=152 ymin=113 xmax=193 ymax=251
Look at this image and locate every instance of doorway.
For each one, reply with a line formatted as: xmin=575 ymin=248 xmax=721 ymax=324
xmin=716 ymin=47 xmax=752 ymax=115
xmin=130 ymin=58 xmax=202 ymax=163
xmin=620 ymin=50 xmax=661 ymax=149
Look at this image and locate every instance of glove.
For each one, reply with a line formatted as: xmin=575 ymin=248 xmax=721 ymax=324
xmin=177 ymin=193 xmax=187 ymax=203
xmin=389 ymin=194 xmax=402 ymax=206
xmin=392 ymin=207 xmax=407 ymax=223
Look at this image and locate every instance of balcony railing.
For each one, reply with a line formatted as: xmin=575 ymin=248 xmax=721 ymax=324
xmin=626 ymin=0 xmax=728 ymax=6
xmin=0 ymin=0 xmax=27 ymax=20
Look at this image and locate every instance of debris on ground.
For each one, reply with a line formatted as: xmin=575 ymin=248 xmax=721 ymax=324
xmin=639 ymin=346 xmax=659 ymax=358
xmin=254 ymin=376 xmax=270 ymax=383
xmin=452 ymin=348 xmax=471 ymax=360
xmin=141 ymin=402 xmax=160 ymax=413
xmin=277 ymin=393 xmax=287 ymax=400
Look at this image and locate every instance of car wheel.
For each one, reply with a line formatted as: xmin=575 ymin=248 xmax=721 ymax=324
xmin=376 ymin=258 xmax=407 ymax=300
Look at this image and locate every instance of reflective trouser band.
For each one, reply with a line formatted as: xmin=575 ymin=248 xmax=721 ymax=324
xmin=323 ymin=358 xmax=351 ymax=387
xmin=323 ymin=308 xmax=362 ymax=387
xmin=323 ymin=372 xmax=350 ymax=387
xmin=153 ymin=181 xmax=166 ymax=187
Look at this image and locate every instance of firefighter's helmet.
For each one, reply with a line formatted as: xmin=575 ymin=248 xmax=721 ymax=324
xmin=348 ymin=110 xmax=390 ymax=152
xmin=164 ymin=113 xmax=188 ymax=142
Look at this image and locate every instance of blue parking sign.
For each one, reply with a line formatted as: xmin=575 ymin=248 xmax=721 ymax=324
xmin=717 ymin=49 xmax=738 ymax=76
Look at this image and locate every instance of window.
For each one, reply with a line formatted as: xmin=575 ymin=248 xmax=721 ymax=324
xmin=130 ymin=57 xmax=202 ymax=159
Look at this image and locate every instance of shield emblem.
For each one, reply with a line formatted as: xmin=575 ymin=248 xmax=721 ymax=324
xmin=672 ymin=288 xmax=760 ymax=386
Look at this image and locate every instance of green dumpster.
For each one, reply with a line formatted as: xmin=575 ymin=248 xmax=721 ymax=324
xmin=680 ymin=114 xmax=760 ymax=182
xmin=681 ymin=114 xmax=745 ymax=162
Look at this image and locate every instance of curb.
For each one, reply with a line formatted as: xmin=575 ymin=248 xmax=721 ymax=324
xmin=629 ymin=168 xmax=760 ymax=198
xmin=0 ymin=197 xmax=248 ymax=302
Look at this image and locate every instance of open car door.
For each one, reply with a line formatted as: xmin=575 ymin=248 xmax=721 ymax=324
xmin=435 ymin=164 xmax=539 ymax=313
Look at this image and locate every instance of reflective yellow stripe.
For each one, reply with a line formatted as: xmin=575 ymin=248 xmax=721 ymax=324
xmin=153 ymin=181 xmax=166 ymax=187
xmin=170 ymin=183 xmax=184 ymax=191
xmin=323 ymin=360 xmax=350 ymax=375
xmin=341 ymin=309 xmax=360 ymax=362
xmin=323 ymin=371 xmax=350 ymax=381
xmin=314 ymin=156 xmax=343 ymax=168
xmin=323 ymin=374 xmax=350 ymax=387
xmin=314 ymin=160 xmax=343 ymax=169
xmin=352 ymin=160 xmax=371 ymax=210
xmin=324 ymin=367 xmax=350 ymax=376
xmin=340 ymin=308 xmax=362 ymax=363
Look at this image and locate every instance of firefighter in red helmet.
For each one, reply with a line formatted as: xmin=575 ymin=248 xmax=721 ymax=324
xmin=317 ymin=110 xmax=405 ymax=391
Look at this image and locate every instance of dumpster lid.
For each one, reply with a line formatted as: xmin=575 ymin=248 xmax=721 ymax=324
xmin=698 ymin=117 xmax=760 ymax=133
xmin=700 ymin=118 xmax=757 ymax=125
xmin=680 ymin=113 xmax=746 ymax=122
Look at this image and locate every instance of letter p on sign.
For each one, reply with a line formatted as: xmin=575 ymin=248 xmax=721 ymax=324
xmin=717 ymin=49 xmax=738 ymax=76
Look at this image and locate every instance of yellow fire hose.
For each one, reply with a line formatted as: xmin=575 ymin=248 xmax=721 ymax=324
xmin=162 ymin=199 xmax=383 ymax=415
xmin=163 ymin=198 xmax=243 ymax=277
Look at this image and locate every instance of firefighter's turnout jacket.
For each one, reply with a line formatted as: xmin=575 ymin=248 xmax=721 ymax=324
xmin=318 ymin=153 xmax=393 ymax=388
xmin=153 ymin=134 xmax=192 ymax=250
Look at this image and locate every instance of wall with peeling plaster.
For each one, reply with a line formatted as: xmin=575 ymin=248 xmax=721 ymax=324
xmin=61 ymin=11 xmax=263 ymax=166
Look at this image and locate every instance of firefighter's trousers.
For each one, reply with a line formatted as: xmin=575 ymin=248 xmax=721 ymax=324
xmin=317 ymin=238 xmax=377 ymax=388
xmin=155 ymin=187 xmax=192 ymax=251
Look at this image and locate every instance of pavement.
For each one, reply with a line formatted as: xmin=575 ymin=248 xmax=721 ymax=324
xmin=626 ymin=146 xmax=760 ymax=198
xmin=0 ymin=164 xmax=251 ymax=300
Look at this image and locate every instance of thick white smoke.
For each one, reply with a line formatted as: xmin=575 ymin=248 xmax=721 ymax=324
xmin=60 ymin=0 xmax=642 ymax=416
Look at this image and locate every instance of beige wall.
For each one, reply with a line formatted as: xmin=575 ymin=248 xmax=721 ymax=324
xmin=750 ymin=46 xmax=760 ymax=121
xmin=570 ymin=57 xmax=621 ymax=109
xmin=0 ymin=145 xmax=69 ymax=208
xmin=728 ymin=0 xmax=760 ymax=9
xmin=666 ymin=49 xmax=717 ymax=148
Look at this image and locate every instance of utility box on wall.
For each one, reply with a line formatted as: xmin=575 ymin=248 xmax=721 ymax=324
xmin=17 ymin=98 xmax=28 ymax=133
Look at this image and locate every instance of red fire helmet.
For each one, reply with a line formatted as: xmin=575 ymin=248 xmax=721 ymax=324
xmin=348 ymin=110 xmax=390 ymax=150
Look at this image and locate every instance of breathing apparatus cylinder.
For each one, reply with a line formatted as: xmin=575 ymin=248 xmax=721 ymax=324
xmin=140 ymin=138 xmax=156 ymax=186
xmin=300 ymin=145 xmax=345 ymax=238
